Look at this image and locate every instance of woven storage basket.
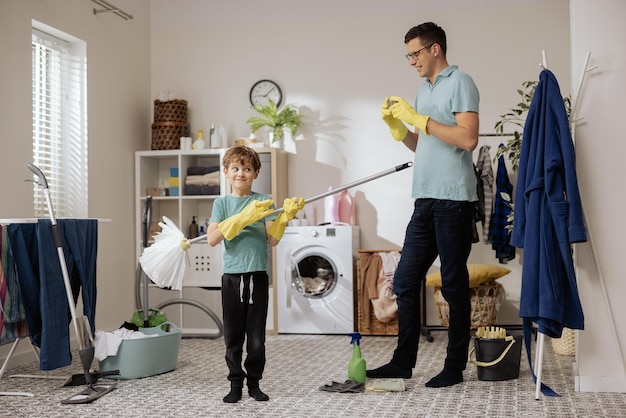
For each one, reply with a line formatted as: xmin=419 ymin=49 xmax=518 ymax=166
xmin=151 ymin=121 xmax=190 ymax=150
xmin=551 ymin=327 xmax=575 ymax=355
xmin=154 ymin=99 xmax=188 ymax=123
xmin=434 ymin=280 xmax=502 ymax=329
xmin=356 ymin=251 xmax=399 ymax=336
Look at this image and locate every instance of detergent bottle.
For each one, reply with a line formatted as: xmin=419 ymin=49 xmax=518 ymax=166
xmin=348 ymin=332 xmax=366 ymax=383
xmin=323 ymin=186 xmax=339 ymax=224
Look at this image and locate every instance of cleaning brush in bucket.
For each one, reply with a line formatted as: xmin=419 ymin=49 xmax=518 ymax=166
xmin=468 ymin=326 xmax=522 ymax=381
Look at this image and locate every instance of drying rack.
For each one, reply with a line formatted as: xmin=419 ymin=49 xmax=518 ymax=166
xmin=0 ymin=217 xmax=110 ymax=397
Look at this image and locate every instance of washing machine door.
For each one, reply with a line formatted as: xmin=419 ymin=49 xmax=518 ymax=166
xmin=280 ymin=245 xmax=354 ymax=334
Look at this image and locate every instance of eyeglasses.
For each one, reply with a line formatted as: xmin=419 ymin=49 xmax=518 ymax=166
xmin=405 ymin=43 xmax=434 ymax=61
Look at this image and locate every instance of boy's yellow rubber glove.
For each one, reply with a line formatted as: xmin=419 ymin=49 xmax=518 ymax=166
xmin=218 ymin=199 xmax=274 ymax=241
xmin=381 ymin=98 xmax=408 ymax=141
xmin=268 ymin=197 xmax=305 ymax=240
xmin=389 ymin=96 xmax=430 ymax=135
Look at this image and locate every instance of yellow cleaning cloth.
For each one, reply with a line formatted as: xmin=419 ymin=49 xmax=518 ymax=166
xmin=365 ymin=378 xmax=406 ymax=392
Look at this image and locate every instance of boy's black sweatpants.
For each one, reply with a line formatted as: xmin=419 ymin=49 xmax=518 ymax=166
xmin=221 ymin=272 xmax=269 ymax=389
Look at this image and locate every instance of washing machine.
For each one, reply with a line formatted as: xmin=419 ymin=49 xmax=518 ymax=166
xmin=277 ymin=224 xmax=360 ymax=334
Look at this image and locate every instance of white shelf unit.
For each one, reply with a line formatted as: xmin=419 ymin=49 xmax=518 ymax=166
xmin=135 ymin=147 xmax=287 ymax=335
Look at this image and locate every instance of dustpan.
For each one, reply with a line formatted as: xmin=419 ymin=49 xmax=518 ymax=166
xmin=26 ymin=163 xmax=117 ymax=403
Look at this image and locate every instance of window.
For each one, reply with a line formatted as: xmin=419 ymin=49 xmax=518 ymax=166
xmin=31 ymin=22 xmax=87 ymax=218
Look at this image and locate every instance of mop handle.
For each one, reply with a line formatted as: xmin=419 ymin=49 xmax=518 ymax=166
xmin=188 ymin=161 xmax=413 ymax=244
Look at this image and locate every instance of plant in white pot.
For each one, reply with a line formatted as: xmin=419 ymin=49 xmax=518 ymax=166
xmin=246 ymin=99 xmax=303 ymax=144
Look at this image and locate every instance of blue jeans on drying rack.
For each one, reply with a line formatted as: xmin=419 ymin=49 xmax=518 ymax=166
xmin=391 ymin=199 xmax=475 ymax=373
xmin=7 ymin=219 xmax=98 ymax=371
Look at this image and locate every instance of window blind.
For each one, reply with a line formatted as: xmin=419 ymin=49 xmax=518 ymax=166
xmin=31 ymin=26 xmax=88 ymax=218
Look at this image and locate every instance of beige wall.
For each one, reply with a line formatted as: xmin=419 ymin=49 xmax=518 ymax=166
xmin=571 ymin=0 xmax=626 ymax=393
xmin=0 ymin=0 xmax=150 ymax=361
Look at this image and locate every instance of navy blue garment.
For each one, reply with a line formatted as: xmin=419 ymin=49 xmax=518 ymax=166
xmin=490 ymin=148 xmax=516 ymax=264
xmin=511 ymin=69 xmax=587 ymax=338
xmin=7 ymin=219 xmax=98 ymax=371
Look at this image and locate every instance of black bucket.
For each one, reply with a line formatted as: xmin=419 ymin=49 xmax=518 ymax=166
xmin=470 ymin=332 xmax=522 ymax=381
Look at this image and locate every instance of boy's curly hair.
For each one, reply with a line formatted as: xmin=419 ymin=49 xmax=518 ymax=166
xmin=222 ymin=146 xmax=262 ymax=171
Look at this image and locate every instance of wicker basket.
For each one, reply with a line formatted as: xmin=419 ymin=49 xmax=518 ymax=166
xmin=356 ymin=251 xmax=399 ymax=336
xmin=153 ymin=99 xmax=188 ymax=123
xmin=434 ymin=280 xmax=502 ymax=329
xmin=151 ymin=121 xmax=190 ymax=150
xmin=551 ymin=327 xmax=575 ymax=355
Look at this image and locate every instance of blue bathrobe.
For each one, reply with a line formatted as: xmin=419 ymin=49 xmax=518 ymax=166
xmin=510 ymin=69 xmax=587 ymax=339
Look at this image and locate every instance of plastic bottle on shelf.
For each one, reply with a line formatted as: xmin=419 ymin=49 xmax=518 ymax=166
xmin=189 ymin=216 xmax=199 ymax=238
xmin=210 ymin=124 xmax=219 ymax=148
xmin=193 ymin=130 xmax=205 ymax=150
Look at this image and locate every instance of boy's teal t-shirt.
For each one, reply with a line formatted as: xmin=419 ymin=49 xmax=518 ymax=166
xmin=209 ymin=192 xmax=277 ymax=274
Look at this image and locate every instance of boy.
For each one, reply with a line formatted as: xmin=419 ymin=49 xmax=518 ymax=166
xmin=207 ymin=146 xmax=304 ymax=403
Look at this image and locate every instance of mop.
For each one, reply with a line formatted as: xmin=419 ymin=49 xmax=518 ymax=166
xmin=140 ymin=162 xmax=412 ymax=289
xmin=26 ymin=163 xmax=117 ymax=404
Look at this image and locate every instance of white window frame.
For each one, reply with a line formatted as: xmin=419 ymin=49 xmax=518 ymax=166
xmin=31 ymin=21 xmax=88 ymax=218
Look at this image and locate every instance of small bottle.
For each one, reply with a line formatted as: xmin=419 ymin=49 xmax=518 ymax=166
xmin=347 ymin=332 xmax=366 ymax=383
xmin=189 ymin=216 xmax=199 ymax=238
xmin=210 ymin=123 xmax=219 ymax=148
xmin=193 ymin=130 xmax=206 ymax=150
xmin=323 ymin=186 xmax=339 ymax=224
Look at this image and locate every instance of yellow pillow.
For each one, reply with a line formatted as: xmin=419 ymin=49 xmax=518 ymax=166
xmin=425 ymin=264 xmax=511 ymax=288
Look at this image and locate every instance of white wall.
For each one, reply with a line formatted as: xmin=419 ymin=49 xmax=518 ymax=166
xmin=570 ymin=0 xmax=626 ymax=393
xmin=0 ymin=0 xmax=150 ymax=362
xmin=150 ymin=0 xmax=571 ymax=326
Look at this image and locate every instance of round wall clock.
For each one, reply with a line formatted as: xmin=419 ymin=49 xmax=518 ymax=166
xmin=249 ymin=79 xmax=283 ymax=107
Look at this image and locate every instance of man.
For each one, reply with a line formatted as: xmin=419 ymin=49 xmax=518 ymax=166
xmin=367 ymin=22 xmax=479 ymax=388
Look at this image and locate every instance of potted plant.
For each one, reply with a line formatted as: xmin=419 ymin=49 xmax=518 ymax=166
xmin=246 ymin=99 xmax=303 ymax=143
xmin=494 ymin=81 xmax=571 ymax=171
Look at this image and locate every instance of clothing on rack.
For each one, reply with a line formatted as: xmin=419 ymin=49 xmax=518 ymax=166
xmin=6 ymin=219 xmax=98 ymax=370
xmin=490 ymin=146 xmax=516 ymax=264
xmin=475 ymin=145 xmax=494 ymax=243
xmin=511 ymin=69 xmax=587 ymax=339
xmin=0 ymin=225 xmax=29 ymax=345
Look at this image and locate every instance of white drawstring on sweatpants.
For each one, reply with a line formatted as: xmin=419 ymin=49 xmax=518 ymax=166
xmin=239 ymin=274 xmax=254 ymax=304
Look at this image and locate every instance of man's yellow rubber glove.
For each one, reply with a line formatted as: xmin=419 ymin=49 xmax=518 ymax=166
xmin=389 ymin=96 xmax=430 ymax=135
xmin=268 ymin=197 xmax=305 ymax=240
xmin=218 ymin=199 xmax=274 ymax=241
xmin=381 ymin=98 xmax=408 ymax=141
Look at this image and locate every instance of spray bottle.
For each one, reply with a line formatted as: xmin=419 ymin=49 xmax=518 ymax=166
xmin=348 ymin=332 xmax=366 ymax=383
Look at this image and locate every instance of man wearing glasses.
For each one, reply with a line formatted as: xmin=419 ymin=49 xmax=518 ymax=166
xmin=367 ymin=22 xmax=479 ymax=388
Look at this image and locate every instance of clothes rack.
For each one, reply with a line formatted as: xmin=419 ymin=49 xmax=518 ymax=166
xmin=0 ymin=218 xmax=110 ymax=394
xmin=529 ymin=51 xmax=611 ymax=400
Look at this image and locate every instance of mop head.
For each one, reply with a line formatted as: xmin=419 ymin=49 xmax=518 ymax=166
xmin=139 ymin=216 xmax=190 ymax=290
xmin=61 ymin=383 xmax=117 ymax=404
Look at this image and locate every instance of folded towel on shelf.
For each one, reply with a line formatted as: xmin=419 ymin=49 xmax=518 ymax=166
xmin=184 ymin=185 xmax=220 ymax=196
xmin=187 ymin=166 xmax=220 ymax=176
xmin=185 ymin=172 xmax=220 ymax=186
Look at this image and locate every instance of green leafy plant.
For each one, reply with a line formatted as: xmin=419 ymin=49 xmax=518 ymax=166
xmin=246 ymin=99 xmax=303 ymax=143
xmin=494 ymin=81 xmax=571 ymax=172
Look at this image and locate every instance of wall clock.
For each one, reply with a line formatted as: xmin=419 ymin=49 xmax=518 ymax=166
xmin=249 ymin=79 xmax=282 ymax=107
